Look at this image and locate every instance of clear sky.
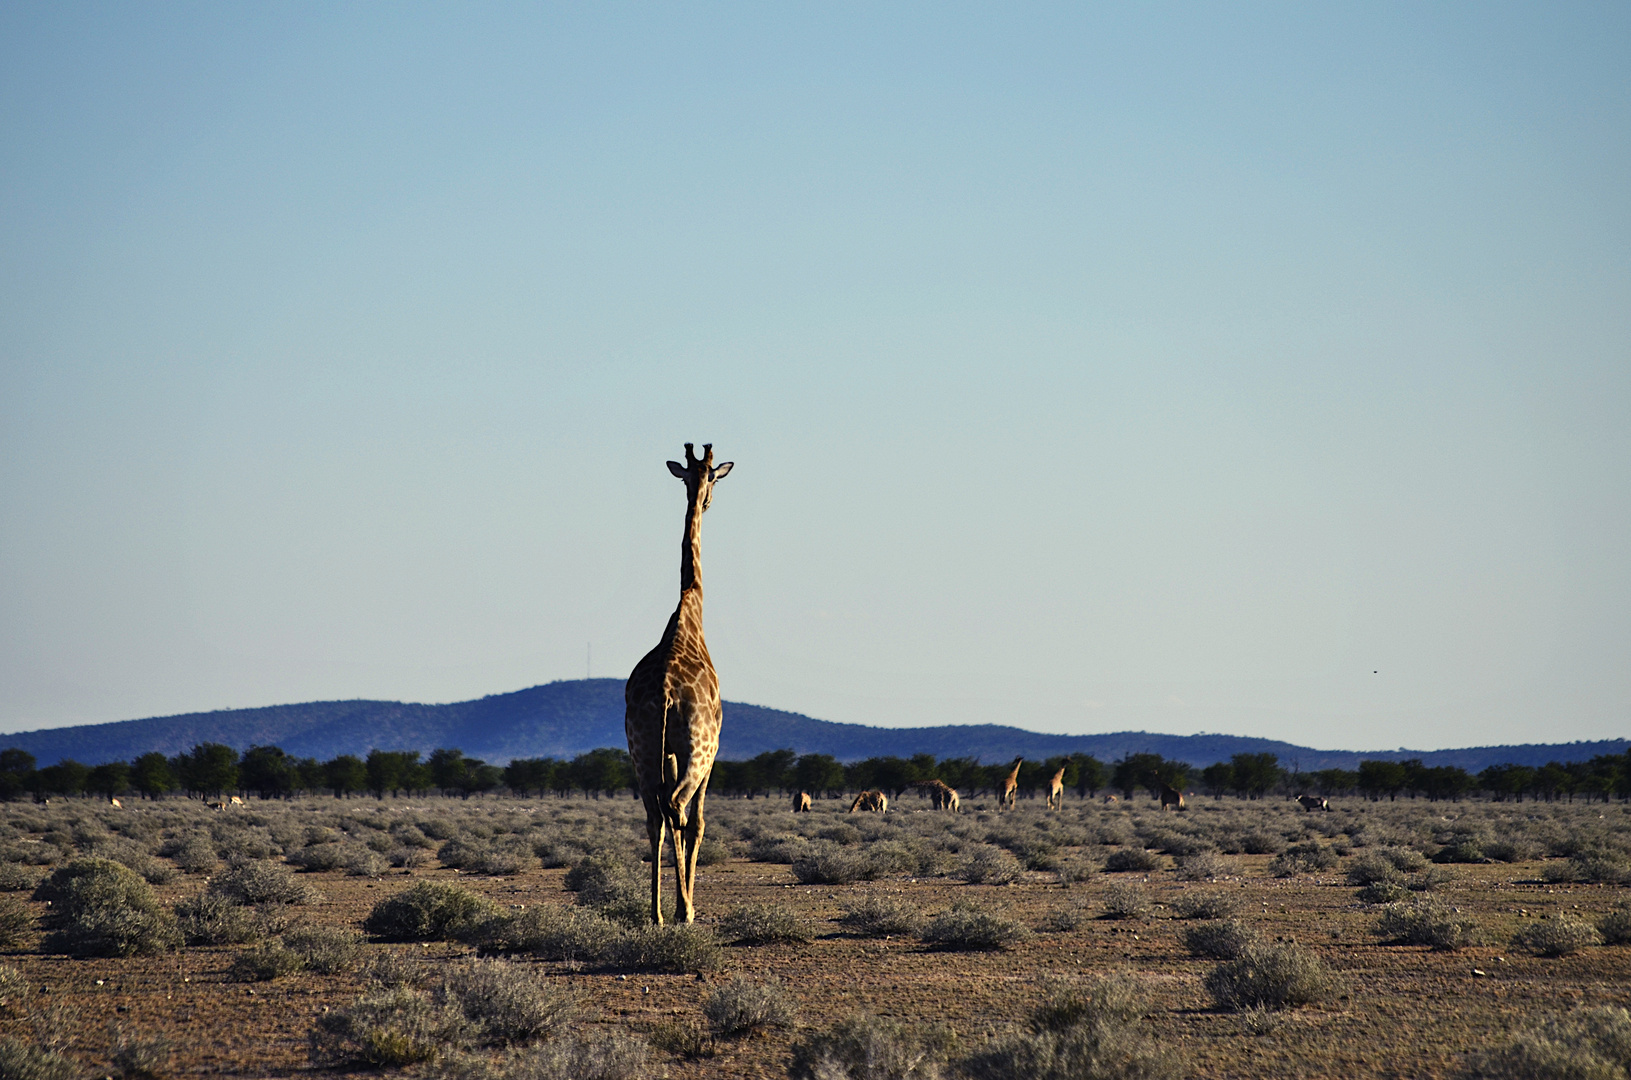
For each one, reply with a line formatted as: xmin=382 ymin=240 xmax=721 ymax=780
xmin=1 ymin=4 xmax=1627 ymax=752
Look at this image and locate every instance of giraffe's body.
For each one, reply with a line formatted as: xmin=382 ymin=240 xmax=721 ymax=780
xmin=1046 ymin=767 xmax=1066 ymax=810
xmin=912 ymin=778 xmax=960 ymax=812
xmin=1000 ymin=757 xmax=1022 ymax=810
xmin=849 ymin=790 xmax=888 ymax=813
xmin=624 ymin=443 xmax=733 ymax=925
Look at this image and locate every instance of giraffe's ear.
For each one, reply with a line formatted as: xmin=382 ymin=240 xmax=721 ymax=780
xmin=710 ymin=461 xmax=733 ymax=481
xmin=667 ymin=461 xmax=686 ymax=479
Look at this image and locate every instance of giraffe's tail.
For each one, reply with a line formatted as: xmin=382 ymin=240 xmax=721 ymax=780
xmin=663 ymin=752 xmax=688 ymax=827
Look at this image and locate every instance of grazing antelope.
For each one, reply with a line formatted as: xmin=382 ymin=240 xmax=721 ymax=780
xmin=108 ymin=798 xmax=121 ymax=809
xmin=228 ymin=795 xmax=244 ymax=807
xmin=849 ymin=790 xmax=888 ymax=813
xmin=1159 ymin=785 xmax=1186 ymax=812
xmin=1102 ymin=794 xmax=1118 ymax=805
xmin=792 ymin=791 xmax=813 ymax=813
xmin=1046 ymin=767 xmax=1066 ymax=810
xmin=1000 ymin=757 xmax=1022 ymax=811
xmin=1296 ymin=794 xmax=1330 ymax=812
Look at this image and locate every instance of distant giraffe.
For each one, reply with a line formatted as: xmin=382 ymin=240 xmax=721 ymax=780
xmin=1160 ymin=784 xmax=1186 ymax=812
xmin=912 ymin=778 xmax=960 ymax=812
xmin=792 ymin=791 xmax=813 ymax=813
xmin=624 ymin=442 xmax=734 ymax=925
xmin=1046 ymin=767 xmax=1066 ymax=810
xmin=849 ymin=790 xmax=888 ymax=813
xmin=1000 ymin=757 xmax=1022 ymax=810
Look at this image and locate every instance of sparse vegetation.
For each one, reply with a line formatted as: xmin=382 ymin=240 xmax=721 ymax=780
xmin=1512 ymin=916 xmax=1604 ymax=958
xmin=1205 ymin=942 xmax=1335 ymax=1010
xmin=703 ymin=975 xmax=797 ymax=1038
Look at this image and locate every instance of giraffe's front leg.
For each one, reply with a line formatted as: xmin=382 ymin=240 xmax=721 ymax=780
xmin=676 ymin=787 xmax=707 ymax=923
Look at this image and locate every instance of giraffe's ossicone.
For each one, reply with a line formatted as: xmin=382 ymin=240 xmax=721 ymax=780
xmin=624 ymin=442 xmax=733 ymax=925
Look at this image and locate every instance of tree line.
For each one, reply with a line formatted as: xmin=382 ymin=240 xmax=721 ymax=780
xmin=0 ymin=742 xmax=1626 ymax=804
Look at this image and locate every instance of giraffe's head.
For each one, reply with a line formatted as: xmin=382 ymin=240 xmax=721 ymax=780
xmin=667 ymin=443 xmax=733 ymax=511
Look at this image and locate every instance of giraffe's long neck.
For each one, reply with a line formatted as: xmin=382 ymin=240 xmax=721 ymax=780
xmin=679 ymin=490 xmax=704 ymax=597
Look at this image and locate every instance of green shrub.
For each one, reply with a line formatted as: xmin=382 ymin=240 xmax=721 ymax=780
xmin=229 ymin=941 xmax=306 ymax=981
xmin=1433 ymin=839 xmax=1486 ymax=864
xmin=1180 ymin=919 xmax=1258 ymax=960
xmin=174 ymin=892 xmax=259 ymax=945
xmin=1356 ymin=881 xmax=1411 ymax=905
xmin=564 ymin=854 xmax=653 ymax=926
xmin=1269 ymin=843 xmax=1338 ymax=878
xmin=0 ymin=866 xmax=43 ymax=893
xmin=606 ymin=923 xmax=721 ymax=974
xmin=1170 ymin=890 xmax=1241 ymax=920
xmin=838 ymin=894 xmax=925 ymax=938
xmin=789 ymin=1013 xmax=955 ymax=1080
xmin=956 ymin=846 xmax=1023 ymax=885
xmin=166 ymin=835 xmax=220 ymax=874
xmin=695 ymin=837 xmax=732 ymax=866
xmin=922 ymin=901 xmax=1031 ymax=951
xmin=364 ymin=881 xmax=499 ymax=942
xmin=309 ymin=986 xmax=469 ymax=1067
xmin=283 ymin=924 xmax=364 ymax=974
xmin=1512 ymin=916 xmax=1603 ymax=958
xmin=1373 ymin=898 xmax=1482 ymax=951
xmin=748 ymin=834 xmax=809 ymax=864
xmin=1103 ymin=848 xmax=1161 ymax=873
xmin=720 ymin=904 xmax=813 ymax=944
xmin=33 ymin=857 xmax=181 ymax=957
xmin=344 ymin=850 xmax=389 ymax=877
xmin=1345 ymin=853 xmax=1404 ymax=887
xmin=703 ymin=976 xmax=797 ymax=1038
xmin=0 ymin=1038 xmax=79 ymax=1080
xmin=440 ymin=959 xmax=579 ymax=1046
xmin=1464 ymin=1006 xmax=1631 ymax=1080
xmin=208 ymin=860 xmax=314 ymax=906
xmin=1205 ymin=942 xmax=1334 ymax=1010
xmin=1545 ymin=852 xmax=1631 ymax=886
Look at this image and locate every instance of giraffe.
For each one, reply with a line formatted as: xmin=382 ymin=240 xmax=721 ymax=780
xmin=1000 ymin=757 xmax=1022 ymax=810
xmin=624 ymin=442 xmax=733 ymax=925
xmin=1046 ymin=766 xmax=1066 ymax=810
xmin=911 ymin=778 xmax=960 ymax=812
xmin=849 ymin=790 xmax=888 ymax=813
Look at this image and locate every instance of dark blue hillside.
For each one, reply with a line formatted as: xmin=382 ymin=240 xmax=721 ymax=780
xmin=0 ymin=679 xmax=1621 ymax=771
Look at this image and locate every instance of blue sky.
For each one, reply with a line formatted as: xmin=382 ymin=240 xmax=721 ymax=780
xmin=1 ymin=4 xmax=1627 ymax=751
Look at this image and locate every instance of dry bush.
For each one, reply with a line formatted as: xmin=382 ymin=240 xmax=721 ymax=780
xmin=1373 ymin=898 xmax=1482 ymax=951
xmin=922 ymin=900 xmax=1030 ymax=951
xmin=33 ymin=857 xmax=181 ymax=957
xmin=1103 ymin=848 xmax=1162 ymax=873
xmin=309 ymin=986 xmax=470 ymax=1068
xmin=208 ymin=860 xmax=314 ymax=906
xmin=720 ymin=903 xmax=813 ymax=944
xmin=747 ymin=834 xmax=809 ymax=864
xmin=0 ymin=1038 xmax=78 ymax=1080
xmin=0 ymin=865 xmax=43 ymax=893
xmin=1357 ymin=881 xmax=1411 ymax=905
xmin=434 ymin=1032 xmax=652 ymax=1080
xmin=283 ymin=924 xmax=365 ymax=974
xmin=1100 ymin=883 xmax=1150 ymax=920
xmin=440 ymin=959 xmax=579 ymax=1046
xmin=564 ymin=854 xmax=652 ymax=926
xmin=344 ymin=849 xmax=389 ymax=877
xmin=789 ymin=1013 xmax=956 ymax=1080
xmin=174 ymin=892 xmax=259 ymax=945
xmin=1181 ymin=919 xmax=1259 ymax=960
xmin=1345 ymin=852 xmax=1404 ymax=887
xmin=1463 ymin=1005 xmax=1631 ymax=1079
xmin=1268 ymin=842 xmax=1339 ymax=878
xmin=1205 ymin=942 xmax=1334 ymax=1010
xmin=1170 ymin=890 xmax=1241 ymax=920
xmin=703 ymin=975 xmax=797 ymax=1038
xmin=109 ymin=1025 xmax=172 ymax=1080
xmin=164 ymin=835 xmax=219 ymax=874
xmin=477 ymin=905 xmax=620 ymax=964
xmin=607 ymin=923 xmax=721 ymax=974
xmin=839 ymin=893 xmax=925 ymax=938
xmin=1512 ymin=916 xmax=1603 ymax=958
xmin=1597 ymin=901 xmax=1631 ymax=946
xmin=229 ymin=941 xmax=306 ymax=981
xmin=285 ymin=843 xmax=347 ymax=872
xmin=0 ymin=895 xmax=31 ymax=948
xmin=1545 ymin=851 xmax=1631 ymax=886
xmin=956 ymin=846 xmax=1024 ymax=885
xmin=1174 ymin=851 xmax=1230 ymax=881
xmin=963 ymin=972 xmax=1184 ymax=1080
xmin=694 ymin=836 xmax=731 ymax=866
xmin=364 ymin=881 xmax=500 ymax=942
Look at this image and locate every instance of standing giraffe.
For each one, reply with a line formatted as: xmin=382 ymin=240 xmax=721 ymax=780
xmin=625 ymin=443 xmax=733 ymax=924
xmin=1000 ymin=757 xmax=1022 ymax=810
xmin=1046 ymin=766 xmax=1066 ymax=810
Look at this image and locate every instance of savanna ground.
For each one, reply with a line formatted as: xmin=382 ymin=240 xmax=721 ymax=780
xmin=0 ymin=789 xmax=1628 ymax=1079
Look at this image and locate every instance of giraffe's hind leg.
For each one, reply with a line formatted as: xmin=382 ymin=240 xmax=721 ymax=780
xmin=676 ymin=785 xmax=707 ymax=923
xmin=644 ymin=800 xmax=667 ymax=925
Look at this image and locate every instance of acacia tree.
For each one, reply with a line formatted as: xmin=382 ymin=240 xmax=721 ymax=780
xmin=86 ymin=762 xmax=130 ymax=801
xmin=131 ymin=752 xmax=175 ymax=800
xmin=240 ymin=745 xmax=294 ymax=799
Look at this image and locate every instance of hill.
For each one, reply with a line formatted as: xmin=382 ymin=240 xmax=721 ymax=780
xmin=0 ymin=679 xmax=1623 ymax=771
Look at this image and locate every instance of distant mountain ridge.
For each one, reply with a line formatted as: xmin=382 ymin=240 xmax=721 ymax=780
xmin=0 ymin=679 xmax=1623 ymax=772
